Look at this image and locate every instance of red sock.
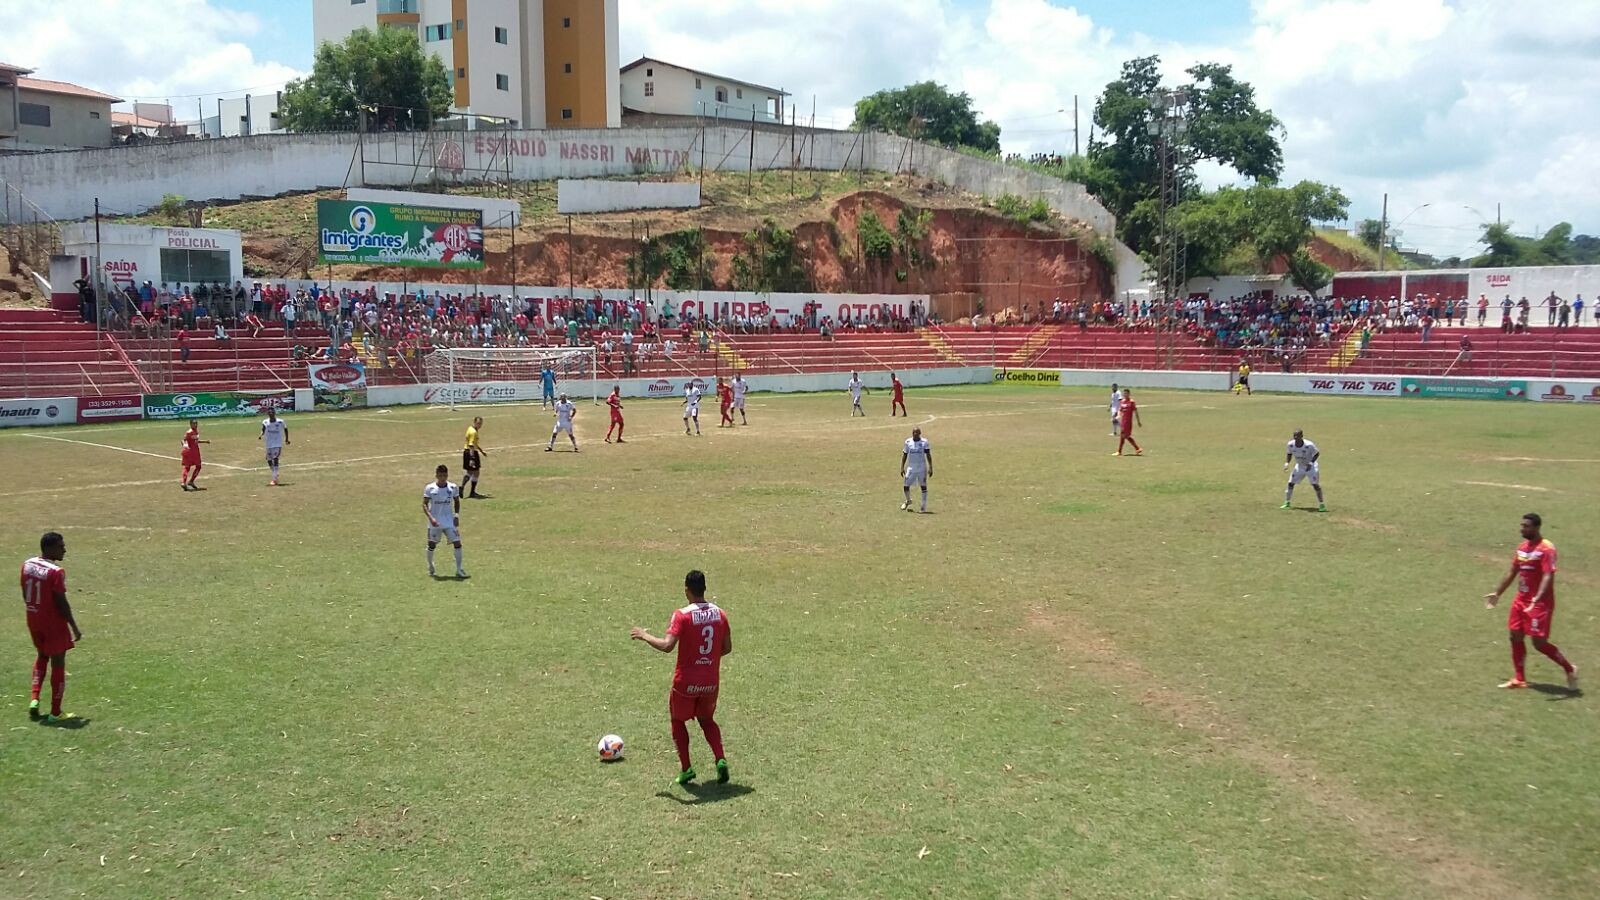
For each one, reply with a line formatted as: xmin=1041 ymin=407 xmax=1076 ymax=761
xmin=1536 ymin=641 xmax=1574 ymax=674
xmin=698 ymin=716 xmax=725 ymax=760
xmin=30 ymin=656 xmax=46 ymax=701
xmin=49 ymin=659 xmax=65 ymax=716
xmin=1511 ymin=636 xmax=1527 ymax=680
xmin=670 ymin=720 xmax=692 ymax=771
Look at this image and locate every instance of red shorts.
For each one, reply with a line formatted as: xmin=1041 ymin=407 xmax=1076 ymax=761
xmin=670 ymin=685 xmax=718 ymax=721
xmin=610 ymin=411 xmax=623 ymax=423
xmin=30 ymin=624 xmax=75 ymax=656
xmin=1508 ymin=601 xmax=1554 ymax=639
xmin=181 ymin=453 xmax=200 ymax=467
xmin=1119 ymin=427 xmax=1134 ymax=438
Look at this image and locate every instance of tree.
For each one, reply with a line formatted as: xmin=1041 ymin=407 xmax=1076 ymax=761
xmin=1085 ymin=56 xmax=1283 ymax=253
xmin=279 ymin=28 xmax=451 ymax=132
xmin=1356 ymin=218 xmax=1385 ymax=252
xmin=852 ymin=82 xmax=1001 ymax=153
xmin=1171 ymin=180 xmax=1347 ymax=290
xmin=1472 ymin=222 xmax=1524 ymax=268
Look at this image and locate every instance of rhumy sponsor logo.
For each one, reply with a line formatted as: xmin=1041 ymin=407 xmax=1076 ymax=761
xmin=646 ymin=379 xmax=675 ymax=396
xmin=1585 ymin=387 xmax=1600 ymax=403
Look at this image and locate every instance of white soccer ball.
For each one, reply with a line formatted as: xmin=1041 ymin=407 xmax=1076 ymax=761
xmin=597 ymin=734 xmax=625 ymax=761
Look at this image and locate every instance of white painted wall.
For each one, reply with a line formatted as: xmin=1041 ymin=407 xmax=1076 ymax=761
xmin=603 ymin=0 xmax=621 ymax=128
xmin=0 ymin=126 xmax=1146 ymax=296
xmin=518 ymin=0 xmax=546 ymax=127
xmin=346 ymin=187 xmax=522 ymax=227
xmin=312 ymin=0 xmax=378 ymax=48
xmin=555 ymin=178 xmax=699 ymax=213
xmin=466 ymin=2 xmax=523 ymax=123
xmin=60 ymin=223 xmax=244 ymax=291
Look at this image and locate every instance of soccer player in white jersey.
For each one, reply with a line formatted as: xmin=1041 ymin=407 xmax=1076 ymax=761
xmin=1282 ymin=429 xmax=1326 ymax=512
xmin=547 ymin=393 xmax=579 ymax=452
xmin=901 ymin=427 xmax=933 ymax=512
xmin=259 ymin=407 xmax=290 ymax=486
xmin=848 ymin=372 xmax=867 ymax=416
xmin=423 ymin=464 xmax=466 ymax=578
xmin=1109 ymin=383 xmax=1123 ymax=436
xmin=683 ymin=382 xmax=702 ymax=435
xmin=732 ymin=375 xmax=749 ymax=425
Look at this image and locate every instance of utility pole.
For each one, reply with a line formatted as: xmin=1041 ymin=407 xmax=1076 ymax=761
xmin=1073 ymin=94 xmax=1079 ymax=156
xmin=747 ymin=106 xmax=757 ymax=194
xmin=1377 ymin=192 xmax=1389 ymax=271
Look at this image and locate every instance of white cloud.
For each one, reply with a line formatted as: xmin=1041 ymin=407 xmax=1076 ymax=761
xmin=0 ymin=0 xmax=1591 ymax=256
xmin=621 ymin=0 xmax=1600 ymax=257
xmin=0 ymin=0 xmax=302 ymax=110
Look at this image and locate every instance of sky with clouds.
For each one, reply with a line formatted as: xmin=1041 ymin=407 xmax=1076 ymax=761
xmin=1 ymin=0 xmax=1595 ymax=258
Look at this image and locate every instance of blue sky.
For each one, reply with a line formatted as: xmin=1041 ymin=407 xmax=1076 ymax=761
xmin=1 ymin=0 xmax=1596 ymax=257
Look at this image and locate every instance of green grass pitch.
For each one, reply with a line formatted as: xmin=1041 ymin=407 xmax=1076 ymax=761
xmin=4 ymin=384 xmax=1597 ymax=898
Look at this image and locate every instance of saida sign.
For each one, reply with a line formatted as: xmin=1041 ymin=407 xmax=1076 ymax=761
xmin=316 ymin=201 xmax=484 ymax=270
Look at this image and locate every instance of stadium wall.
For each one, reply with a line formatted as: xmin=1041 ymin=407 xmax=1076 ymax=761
xmin=1015 ymin=368 xmax=1600 ymax=403
xmin=556 ymin=179 xmax=700 ymax=213
xmin=0 ymin=127 xmax=1147 ymax=298
xmin=364 ymin=366 xmax=994 ymax=408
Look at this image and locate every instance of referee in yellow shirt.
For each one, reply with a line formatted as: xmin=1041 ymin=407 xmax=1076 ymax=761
xmin=1234 ymin=361 xmax=1252 ymax=396
xmin=463 ymin=417 xmax=488 ymax=498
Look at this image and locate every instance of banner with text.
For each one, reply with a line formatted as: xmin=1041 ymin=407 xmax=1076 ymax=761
xmin=308 ymin=362 xmax=369 ymax=410
xmin=77 ymin=394 xmax=144 ymax=423
xmin=144 ymin=390 xmax=296 ymax=420
xmin=1528 ymin=381 xmax=1600 ymax=403
xmin=1303 ymin=377 xmax=1401 ymax=396
xmin=1401 ymin=378 xmax=1527 ymax=401
xmin=0 ymin=396 xmax=77 ymax=429
xmin=994 ymin=369 xmax=1063 ymax=385
xmin=316 ymin=200 xmax=484 ymax=270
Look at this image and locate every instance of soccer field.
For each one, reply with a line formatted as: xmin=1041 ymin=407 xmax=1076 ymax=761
xmin=5 ymin=384 xmax=1598 ymax=898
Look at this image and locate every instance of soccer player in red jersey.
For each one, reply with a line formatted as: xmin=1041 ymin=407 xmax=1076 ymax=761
xmin=631 ymin=570 xmax=733 ymax=786
xmin=21 ymin=532 xmax=82 ymax=723
xmin=604 ymin=386 xmax=626 ymax=443
xmin=180 ymin=418 xmax=210 ymax=490
xmin=717 ymin=377 xmax=735 ymax=428
xmin=889 ymin=372 xmax=907 ymax=417
xmin=1485 ymin=513 xmax=1579 ymax=691
xmin=1114 ymin=388 xmax=1143 ymax=456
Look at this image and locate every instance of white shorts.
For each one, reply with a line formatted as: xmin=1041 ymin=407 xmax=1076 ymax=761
xmin=852 ymin=394 xmax=863 ymax=404
xmin=265 ymin=446 xmax=282 ymax=463
xmin=734 ymin=398 xmax=745 ymax=410
xmin=428 ymin=524 xmax=461 ymax=543
xmin=685 ymin=405 xmax=699 ymax=417
xmin=553 ymin=421 xmax=573 ymax=434
xmin=1289 ymin=464 xmax=1320 ymax=486
xmin=904 ymin=467 xmax=928 ymax=487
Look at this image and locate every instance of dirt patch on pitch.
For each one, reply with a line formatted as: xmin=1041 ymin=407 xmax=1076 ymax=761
xmin=1026 ymin=608 xmax=1532 ymax=899
xmin=1329 ymin=515 xmax=1401 ymax=533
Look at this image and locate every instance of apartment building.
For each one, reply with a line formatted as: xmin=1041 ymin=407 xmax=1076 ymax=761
xmin=312 ymin=0 xmax=619 ymax=129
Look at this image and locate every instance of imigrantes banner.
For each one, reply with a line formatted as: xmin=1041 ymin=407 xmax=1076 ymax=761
xmin=316 ymin=200 xmax=484 ymax=269
xmin=144 ymin=391 xmax=296 ymax=420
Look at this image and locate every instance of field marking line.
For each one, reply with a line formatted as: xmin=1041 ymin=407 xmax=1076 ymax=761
xmin=1028 ymin=609 xmax=1534 ymax=899
xmin=1491 ymin=457 xmax=1600 ymax=464
xmin=19 ymin=432 xmax=252 ymax=471
xmin=1460 ymin=481 xmax=1552 ymax=492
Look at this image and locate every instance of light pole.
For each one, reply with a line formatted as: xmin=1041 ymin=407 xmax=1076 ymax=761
xmin=1378 ymin=201 xmax=1429 ymax=270
xmin=1146 ymin=88 xmax=1191 ymax=369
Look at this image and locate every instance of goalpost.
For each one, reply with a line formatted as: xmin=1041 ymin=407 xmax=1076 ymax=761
xmin=423 ymin=346 xmax=600 ymax=408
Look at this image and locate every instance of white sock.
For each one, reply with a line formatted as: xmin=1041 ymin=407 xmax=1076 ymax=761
xmin=453 ymin=546 xmax=464 ymax=571
xmin=427 ymin=547 xmax=435 ymax=569
xmin=921 ymin=489 xmax=928 ymax=511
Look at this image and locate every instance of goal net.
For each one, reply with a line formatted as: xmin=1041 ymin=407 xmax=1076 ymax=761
xmin=423 ymin=346 xmax=599 ymax=406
